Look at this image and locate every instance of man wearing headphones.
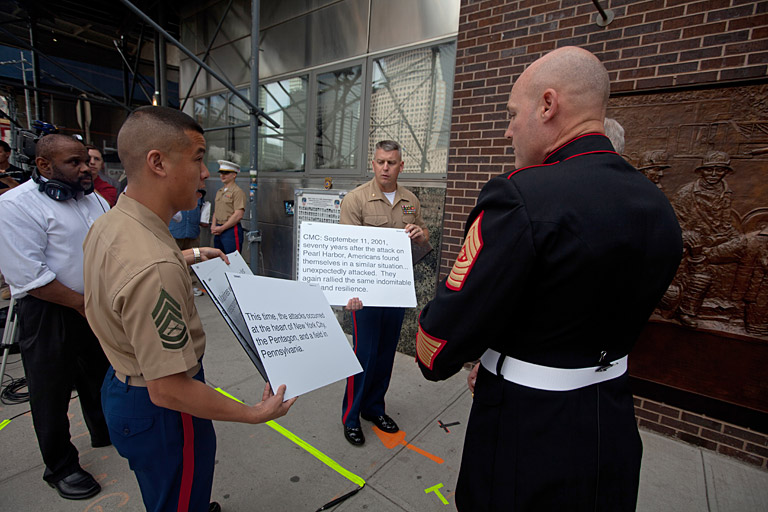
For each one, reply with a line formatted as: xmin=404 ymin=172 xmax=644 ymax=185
xmin=0 ymin=134 xmax=111 ymax=500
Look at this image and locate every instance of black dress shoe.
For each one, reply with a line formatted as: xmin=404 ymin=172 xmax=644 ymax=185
xmin=344 ymin=426 xmax=365 ymax=446
xmin=209 ymin=502 xmax=222 ymax=512
xmin=48 ymin=469 xmax=101 ymax=500
xmin=362 ymin=413 xmax=399 ymax=433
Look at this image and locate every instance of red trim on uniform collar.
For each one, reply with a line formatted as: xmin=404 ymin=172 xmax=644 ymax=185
xmin=543 ymin=133 xmax=609 ymax=162
xmin=563 ymin=150 xmax=620 ymax=161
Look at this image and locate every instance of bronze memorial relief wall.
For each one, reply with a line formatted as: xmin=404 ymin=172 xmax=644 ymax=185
xmin=609 ymin=84 xmax=768 ymax=417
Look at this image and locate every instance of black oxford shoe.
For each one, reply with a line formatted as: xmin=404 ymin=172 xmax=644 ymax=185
xmin=209 ymin=502 xmax=222 ymax=512
xmin=344 ymin=426 xmax=365 ymax=446
xmin=362 ymin=413 xmax=399 ymax=433
xmin=48 ymin=469 xmax=101 ymax=500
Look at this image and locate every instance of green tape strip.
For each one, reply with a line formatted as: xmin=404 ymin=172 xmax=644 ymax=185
xmin=0 ymin=419 xmax=10 ymax=431
xmin=215 ymin=387 xmax=365 ymax=488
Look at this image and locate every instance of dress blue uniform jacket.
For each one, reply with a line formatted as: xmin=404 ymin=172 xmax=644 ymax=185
xmin=417 ymin=133 xmax=682 ymax=511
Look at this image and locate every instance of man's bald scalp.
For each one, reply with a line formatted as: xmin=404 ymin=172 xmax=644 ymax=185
xmin=526 ymin=46 xmax=609 ymax=115
xmin=35 ymin=134 xmax=84 ymax=160
xmin=118 ymin=106 xmax=204 ymax=178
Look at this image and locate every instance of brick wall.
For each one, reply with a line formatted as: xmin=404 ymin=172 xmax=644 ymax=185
xmin=444 ymin=0 xmax=768 ymax=469
xmin=635 ymin=396 xmax=768 ymax=469
xmin=443 ymin=0 xmax=768 ymax=276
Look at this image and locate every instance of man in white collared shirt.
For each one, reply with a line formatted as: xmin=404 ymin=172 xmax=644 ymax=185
xmin=0 ymin=134 xmax=111 ymax=500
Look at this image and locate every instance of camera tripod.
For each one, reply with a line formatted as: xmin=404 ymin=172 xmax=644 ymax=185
xmin=0 ymin=298 xmax=19 ymax=386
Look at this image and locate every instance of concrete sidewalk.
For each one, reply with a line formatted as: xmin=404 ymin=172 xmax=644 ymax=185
xmin=0 ymin=294 xmax=766 ymax=511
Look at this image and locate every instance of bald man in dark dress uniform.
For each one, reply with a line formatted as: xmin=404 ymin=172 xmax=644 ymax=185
xmin=416 ymin=47 xmax=682 ymax=511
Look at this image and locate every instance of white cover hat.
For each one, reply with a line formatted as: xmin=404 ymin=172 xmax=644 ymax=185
xmin=217 ymin=159 xmax=240 ymax=173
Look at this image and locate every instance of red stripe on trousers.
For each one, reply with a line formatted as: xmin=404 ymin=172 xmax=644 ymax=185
xmin=342 ymin=311 xmax=358 ymax=424
xmin=234 ymin=225 xmax=240 ymax=251
xmin=178 ymin=413 xmax=195 ymax=512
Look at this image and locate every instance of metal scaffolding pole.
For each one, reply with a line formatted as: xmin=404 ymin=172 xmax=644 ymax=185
xmin=118 ymin=0 xmax=279 ymax=129
xmin=248 ymin=0 xmax=261 ymax=273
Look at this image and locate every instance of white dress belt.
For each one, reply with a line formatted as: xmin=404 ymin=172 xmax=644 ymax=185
xmin=479 ymin=348 xmax=628 ymax=392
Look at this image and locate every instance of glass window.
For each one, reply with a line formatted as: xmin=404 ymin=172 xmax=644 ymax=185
xmin=258 ymin=76 xmax=308 ymax=172
xmin=369 ymin=42 xmax=455 ymax=174
xmin=315 ymin=65 xmax=363 ymax=170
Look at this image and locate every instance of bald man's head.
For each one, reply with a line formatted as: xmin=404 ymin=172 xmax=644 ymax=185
xmin=117 ymin=106 xmax=204 ymax=180
xmin=523 ymin=46 xmax=609 ymax=117
xmin=505 ymin=47 xmax=610 ymax=168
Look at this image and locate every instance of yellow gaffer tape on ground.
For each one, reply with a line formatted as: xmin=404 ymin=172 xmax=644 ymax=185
xmin=215 ymin=387 xmax=365 ymax=488
xmin=0 ymin=419 xmax=10 ymax=431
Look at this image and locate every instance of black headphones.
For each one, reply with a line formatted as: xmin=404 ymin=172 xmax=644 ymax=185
xmin=32 ymin=168 xmax=93 ymax=202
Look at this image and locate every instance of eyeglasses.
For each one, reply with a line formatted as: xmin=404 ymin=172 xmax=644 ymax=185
xmin=218 ymin=171 xmax=236 ymax=175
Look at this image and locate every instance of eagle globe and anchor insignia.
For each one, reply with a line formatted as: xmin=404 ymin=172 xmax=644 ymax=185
xmin=152 ymin=289 xmax=189 ymax=349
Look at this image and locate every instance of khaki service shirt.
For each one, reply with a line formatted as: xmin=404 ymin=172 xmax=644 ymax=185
xmin=340 ymin=178 xmax=426 ymax=230
xmin=83 ymin=194 xmax=206 ymax=381
xmin=214 ymin=183 xmax=246 ymax=224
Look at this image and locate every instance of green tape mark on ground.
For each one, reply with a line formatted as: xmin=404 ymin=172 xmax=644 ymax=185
xmin=215 ymin=387 xmax=365 ymax=488
xmin=0 ymin=419 xmax=10 ymax=431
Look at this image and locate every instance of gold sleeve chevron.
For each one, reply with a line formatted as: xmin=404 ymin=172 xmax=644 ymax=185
xmin=416 ymin=323 xmax=446 ymax=370
xmin=446 ymin=210 xmax=484 ymax=291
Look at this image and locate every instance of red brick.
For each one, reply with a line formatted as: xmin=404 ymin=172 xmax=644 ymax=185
xmin=680 ymin=47 xmax=723 ymax=61
xmin=729 ymin=13 xmax=768 ymax=30
xmin=706 ymin=4 xmax=755 ymax=22
xmin=704 ymin=29 xmax=751 ymax=46
xmin=720 ymin=64 xmax=768 ymax=80
xmin=641 ymin=401 xmax=681 ymax=419
xmin=687 ymin=0 xmax=732 ymax=15
xmin=559 ymin=14 xmax=591 ymax=29
xmin=642 ymin=30 xmax=683 ymax=44
xmin=745 ymin=443 xmax=768 ymax=458
xmin=674 ymin=71 xmax=719 ymax=84
xmin=636 ymin=75 xmax=676 ymax=89
xmin=660 ymin=415 xmax=700 ymax=434
xmin=515 ymin=33 xmax=543 ymax=47
xmin=639 ymin=53 xmax=678 ymax=66
xmin=723 ymin=425 xmax=768 ymax=445
xmin=659 ymin=40 xmax=699 ymax=55
xmin=725 ymin=39 xmax=768 ymax=54
xmin=700 ymin=55 xmax=746 ymax=70
xmin=659 ymin=61 xmax=701 ymax=74
xmin=663 ymin=14 xmax=705 ymax=30
xmin=676 ymin=432 xmax=718 ymax=451
xmin=543 ymin=28 xmax=574 ymax=41
xmin=701 ymin=429 xmax=745 ymax=449
xmin=634 ymin=408 xmax=660 ymax=422
xmin=628 ymin=0 xmax=663 ymax=15
xmin=606 ymin=37 xmax=642 ymax=50
xmin=622 ymin=45 xmax=659 ymax=58
xmin=681 ymin=412 xmax=723 ymax=432
xmin=747 ymin=52 xmax=768 ymax=64
xmin=644 ymin=6 xmax=686 ymax=22
xmin=682 ymin=21 xmax=727 ymax=38
xmin=717 ymin=445 xmax=765 ymax=467
xmin=531 ymin=1 xmax=560 ymax=16
xmin=618 ymin=67 xmax=655 ymax=79
xmin=639 ymin=419 xmax=677 ymax=437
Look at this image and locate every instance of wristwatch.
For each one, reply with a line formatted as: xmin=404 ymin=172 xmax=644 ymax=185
xmin=193 ymin=247 xmax=201 ymax=264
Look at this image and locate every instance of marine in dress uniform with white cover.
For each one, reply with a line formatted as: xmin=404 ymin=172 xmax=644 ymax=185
xmin=416 ymin=48 xmax=682 ymax=511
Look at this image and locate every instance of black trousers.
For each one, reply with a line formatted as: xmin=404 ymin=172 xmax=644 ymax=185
xmin=17 ymin=295 xmax=110 ymax=483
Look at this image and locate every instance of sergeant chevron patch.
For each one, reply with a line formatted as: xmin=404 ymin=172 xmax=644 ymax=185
xmin=446 ymin=211 xmax=484 ymax=291
xmin=416 ymin=323 xmax=446 ymax=370
xmin=152 ymin=288 xmax=189 ymax=350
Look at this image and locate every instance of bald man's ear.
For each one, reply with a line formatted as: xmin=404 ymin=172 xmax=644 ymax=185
xmin=35 ymin=156 xmax=52 ymax=178
xmin=146 ymin=149 xmax=167 ymax=178
xmin=540 ymin=88 xmax=558 ymax=121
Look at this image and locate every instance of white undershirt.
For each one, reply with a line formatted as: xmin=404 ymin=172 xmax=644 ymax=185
xmin=383 ymin=190 xmax=396 ymax=205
